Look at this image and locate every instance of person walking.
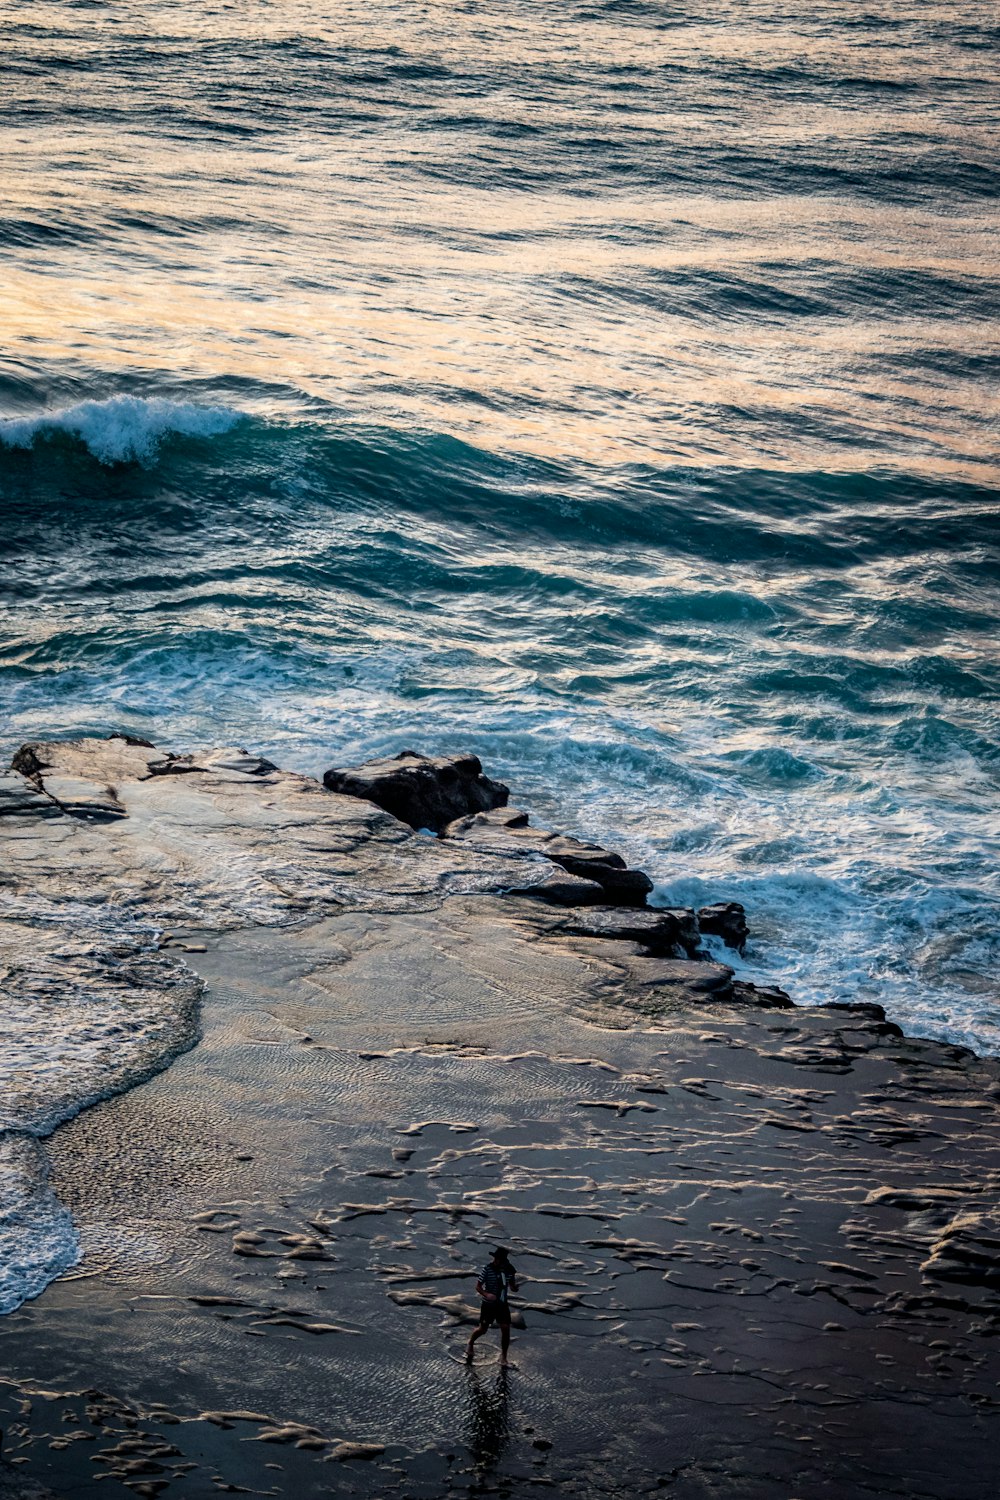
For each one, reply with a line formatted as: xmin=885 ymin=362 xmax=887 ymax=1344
xmin=465 ymin=1247 xmax=519 ymax=1366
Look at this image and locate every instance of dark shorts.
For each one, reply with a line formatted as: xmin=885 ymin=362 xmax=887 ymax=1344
xmin=478 ymin=1299 xmax=511 ymax=1328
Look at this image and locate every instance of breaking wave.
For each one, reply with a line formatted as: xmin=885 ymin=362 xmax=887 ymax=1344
xmin=0 ymin=395 xmax=242 ymax=466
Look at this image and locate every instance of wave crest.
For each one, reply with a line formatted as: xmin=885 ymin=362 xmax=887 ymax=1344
xmin=0 ymin=394 xmax=242 ymax=465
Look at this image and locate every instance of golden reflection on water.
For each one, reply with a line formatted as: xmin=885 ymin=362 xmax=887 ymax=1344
xmin=4 ymin=246 xmax=995 ymax=479
xmin=2 ymin=1 xmax=997 ymax=479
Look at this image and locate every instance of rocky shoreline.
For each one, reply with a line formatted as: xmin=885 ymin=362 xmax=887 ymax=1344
xmin=1 ymin=736 xmax=998 ymax=1498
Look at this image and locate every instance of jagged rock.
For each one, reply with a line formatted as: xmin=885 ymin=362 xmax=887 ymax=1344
xmin=513 ymin=873 xmax=606 ymax=906
xmin=730 ymin=980 xmax=794 ymax=1010
xmin=0 ymin=738 xmax=550 ymax=945
xmin=539 ymin=835 xmax=653 ymax=906
xmin=323 ymin=751 xmax=509 ymax=833
xmin=10 ymin=743 xmax=47 ymax=780
xmin=662 ymin=907 xmax=702 ymax=954
xmin=476 ymin=806 xmax=530 ymax=829
xmin=445 ymin=810 xmax=654 ymax=908
xmin=554 ymin=905 xmax=701 ymax=956
xmin=642 ymin=959 xmax=735 ymax=999
xmin=116 ymin=732 xmax=156 ymax=747
xmin=826 ymin=1001 xmax=888 ymax=1021
xmin=698 ymin=901 xmax=749 ymax=953
xmin=150 ymin=747 xmax=280 ymax=780
xmin=822 ymin=1001 xmax=902 ymax=1036
xmin=13 ymin=738 xmax=297 ymax=796
xmin=14 ymin=741 xmax=133 ymax=820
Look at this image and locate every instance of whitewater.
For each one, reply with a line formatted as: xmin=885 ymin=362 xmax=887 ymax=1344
xmin=2 ymin=0 xmax=999 ymax=1097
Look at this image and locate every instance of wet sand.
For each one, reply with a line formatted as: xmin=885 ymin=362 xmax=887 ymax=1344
xmin=0 ymin=902 xmax=997 ymax=1497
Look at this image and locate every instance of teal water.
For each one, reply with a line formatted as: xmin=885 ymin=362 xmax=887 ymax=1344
xmin=1 ymin=0 xmax=999 ymax=1052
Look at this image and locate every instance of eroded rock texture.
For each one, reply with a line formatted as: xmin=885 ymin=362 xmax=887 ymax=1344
xmin=697 ymin=900 xmax=749 ymax=953
xmin=445 ymin=806 xmax=655 ymax=905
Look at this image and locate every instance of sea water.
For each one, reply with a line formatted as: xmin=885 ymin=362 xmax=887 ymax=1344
xmin=1 ymin=0 xmax=998 ymax=1075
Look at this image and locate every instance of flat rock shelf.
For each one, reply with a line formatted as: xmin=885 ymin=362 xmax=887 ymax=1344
xmin=0 ymin=737 xmax=998 ymax=1500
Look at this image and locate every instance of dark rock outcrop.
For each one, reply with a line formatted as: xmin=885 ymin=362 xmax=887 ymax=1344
xmin=323 ymin=751 xmax=509 ymax=833
xmin=9 ymin=743 xmax=50 ymax=781
xmin=445 ymin=808 xmax=654 ymax=908
xmin=557 ymin=905 xmax=701 ymax=956
xmin=513 ymin=873 xmax=607 ymax=906
xmin=698 ymin=900 xmax=749 ymax=953
xmin=730 ymin=979 xmax=794 ymax=1010
xmin=537 ymin=834 xmax=654 ymax=906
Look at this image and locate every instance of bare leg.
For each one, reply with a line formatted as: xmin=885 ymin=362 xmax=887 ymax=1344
xmin=465 ymin=1323 xmax=487 ymax=1363
xmin=500 ymin=1322 xmax=511 ymax=1365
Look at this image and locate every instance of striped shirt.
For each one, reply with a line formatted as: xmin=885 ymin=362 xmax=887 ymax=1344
xmin=480 ymin=1262 xmax=515 ymax=1302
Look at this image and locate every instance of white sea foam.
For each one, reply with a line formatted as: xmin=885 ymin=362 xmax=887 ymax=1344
xmin=0 ymin=395 xmax=241 ymax=464
xmin=0 ymin=905 xmax=202 ymax=1137
xmin=0 ymin=892 xmax=201 ymax=1315
xmin=0 ymin=1134 xmax=80 ymax=1316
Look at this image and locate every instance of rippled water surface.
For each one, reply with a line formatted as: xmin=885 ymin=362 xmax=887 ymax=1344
xmin=2 ymin=0 xmax=998 ymax=1049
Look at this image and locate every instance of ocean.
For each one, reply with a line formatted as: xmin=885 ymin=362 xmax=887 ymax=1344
xmin=2 ymin=0 xmax=998 ymax=1072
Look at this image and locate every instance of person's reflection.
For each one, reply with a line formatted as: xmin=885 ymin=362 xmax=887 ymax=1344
xmin=464 ymin=1365 xmax=512 ymax=1470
